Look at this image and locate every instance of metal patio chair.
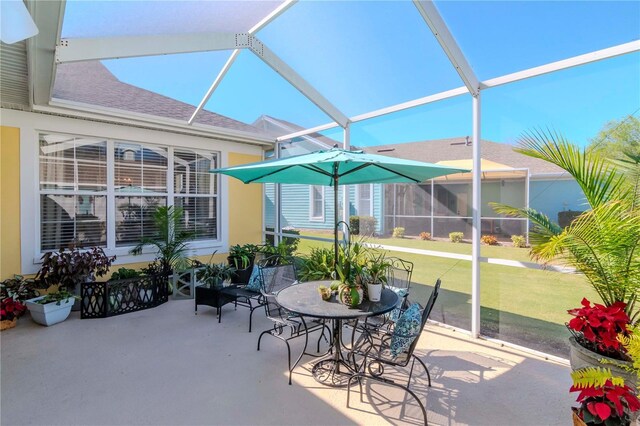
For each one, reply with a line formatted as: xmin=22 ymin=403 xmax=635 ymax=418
xmin=346 ymin=279 xmax=441 ymax=426
xmin=256 ymin=255 xmax=331 ymax=385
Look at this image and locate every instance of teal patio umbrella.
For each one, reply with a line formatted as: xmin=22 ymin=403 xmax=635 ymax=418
xmin=211 ymin=148 xmax=469 ymax=261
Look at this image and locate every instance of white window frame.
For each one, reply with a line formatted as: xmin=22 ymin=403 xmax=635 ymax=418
xmin=38 ymin=133 xmax=222 ymax=256
xmin=357 ymin=184 xmax=374 ymax=217
xmin=309 ymin=185 xmax=325 ymax=221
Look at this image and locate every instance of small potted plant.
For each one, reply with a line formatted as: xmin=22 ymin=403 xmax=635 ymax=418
xmin=36 ymin=246 xmax=115 ymax=310
xmin=363 ymin=252 xmax=391 ymax=302
xmin=567 ymin=299 xmax=635 ymax=384
xmin=570 ymin=367 xmax=640 ymax=425
xmin=25 ymin=289 xmax=77 ymax=326
xmin=1 ymin=298 xmax=27 ymax=330
xmin=195 ymin=261 xmax=236 ymax=288
xmin=108 ymin=268 xmax=141 ymax=309
xmin=335 ymin=241 xmax=367 ymax=308
xmin=227 ymin=244 xmax=260 ymax=284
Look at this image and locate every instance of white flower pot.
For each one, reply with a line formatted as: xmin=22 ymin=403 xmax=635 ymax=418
xmin=367 ymin=282 xmax=383 ymax=302
xmin=25 ymin=296 xmax=74 ymax=326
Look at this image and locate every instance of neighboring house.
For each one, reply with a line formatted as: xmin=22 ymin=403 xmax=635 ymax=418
xmin=1 ymin=58 xmax=270 ymax=277
xmin=257 ymin=118 xmax=585 ymax=239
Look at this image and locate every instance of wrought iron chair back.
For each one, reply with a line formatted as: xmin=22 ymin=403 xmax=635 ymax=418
xmin=386 ymin=257 xmax=413 ymax=292
xmin=347 ymin=278 xmax=442 ymax=426
xmin=258 ymin=255 xmax=297 ymax=323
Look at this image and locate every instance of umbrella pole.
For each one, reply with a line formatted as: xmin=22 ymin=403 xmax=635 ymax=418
xmin=333 ymin=173 xmax=339 ymax=273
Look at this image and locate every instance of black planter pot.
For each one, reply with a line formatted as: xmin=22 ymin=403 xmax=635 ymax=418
xmin=227 ymin=255 xmax=255 ymax=285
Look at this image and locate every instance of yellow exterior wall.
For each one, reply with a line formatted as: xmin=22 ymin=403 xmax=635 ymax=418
xmin=227 ymin=152 xmax=263 ymax=248
xmin=0 ymin=126 xmax=21 ymax=279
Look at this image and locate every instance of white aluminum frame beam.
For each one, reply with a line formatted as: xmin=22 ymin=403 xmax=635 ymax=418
xmin=189 ymin=0 xmax=298 ymax=124
xmin=28 ymin=0 xmax=66 ymax=106
xmin=471 ymin=94 xmax=481 ymax=338
xmin=56 ymin=31 xmax=349 ymax=127
xmin=56 ymin=32 xmax=242 ymax=63
xmin=481 ymin=40 xmax=640 ymax=89
xmin=249 ymin=36 xmax=349 ymax=127
xmin=413 ymin=0 xmax=480 ymax=97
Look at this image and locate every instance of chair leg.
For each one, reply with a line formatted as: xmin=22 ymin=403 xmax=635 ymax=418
xmin=285 ymin=339 xmax=292 ymax=385
xmin=412 ymin=354 xmax=431 ymax=387
xmin=257 ymin=329 xmax=271 ymax=351
xmin=353 ymin=374 xmax=428 ymax=426
xmin=289 ymin=317 xmax=309 ymax=386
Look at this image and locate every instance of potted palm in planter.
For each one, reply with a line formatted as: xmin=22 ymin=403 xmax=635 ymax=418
xmin=25 ymin=289 xmax=77 ymax=326
xmin=130 ymin=206 xmax=195 ymax=292
xmin=492 ymin=134 xmax=640 ymax=359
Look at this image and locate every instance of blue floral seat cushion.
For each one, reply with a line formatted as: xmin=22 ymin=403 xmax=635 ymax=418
xmin=390 ymin=303 xmax=422 ymax=357
xmin=384 ymin=286 xmax=408 ymax=323
xmin=245 ymin=265 xmax=262 ymax=291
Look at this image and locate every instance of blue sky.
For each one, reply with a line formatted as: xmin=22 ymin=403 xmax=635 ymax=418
xmin=64 ymin=1 xmax=640 ymax=147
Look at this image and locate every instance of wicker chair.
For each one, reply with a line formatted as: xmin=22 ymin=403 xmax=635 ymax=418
xmin=256 ymin=255 xmax=331 ymax=385
xmin=347 ymin=279 xmax=441 ymax=426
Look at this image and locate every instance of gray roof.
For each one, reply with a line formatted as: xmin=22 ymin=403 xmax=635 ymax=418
xmin=53 ymin=61 xmax=262 ymax=135
xmin=363 ymin=137 xmax=565 ymax=176
xmin=252 ymin=115 xmax=340 ymax=147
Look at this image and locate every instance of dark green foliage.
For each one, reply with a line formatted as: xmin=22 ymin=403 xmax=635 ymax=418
xmin=35 ymin=288 xmax=77 ymax=305
xmin=36 ymin=247 xmax=116 ymax=291
xmin=298 ymin=247 xmax=335 ymax=282
xmin=0 ymin=275 xmax=39 ymax=302
xmin=109 ymin=268 xmax=141 ymax=281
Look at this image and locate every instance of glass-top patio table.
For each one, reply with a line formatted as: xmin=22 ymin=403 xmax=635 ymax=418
xmin=277 ymin=280 xmax=398 ymax=387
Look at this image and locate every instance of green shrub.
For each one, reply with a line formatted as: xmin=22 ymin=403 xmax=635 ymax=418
xmin=298 ymin=247 xmax=335 ymax=282
xmin=281 ymin=227 xmax=300 ymax=252
xmin=110 ymin=267 xmax=141 ymax=281
xmin=481 ymin=235 xmax=499 ymax=245
xmin=449 ymin=232 xmax=464 ymax=243
xmin=349 ymin=216 xmax=377 ymax=236
xmin=349 ymin=216 xmax=360 ymax=235
xmin=511 ymin=235 xmax=527 ymax=248
xmin=419 ymin=231 xmax=431 ymax=241
xmin=392 ymin=227 xmax=405 ymax=238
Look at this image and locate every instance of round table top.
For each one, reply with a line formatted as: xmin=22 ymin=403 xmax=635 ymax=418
xmin=276 ymin=280 xmax=399 ymax=320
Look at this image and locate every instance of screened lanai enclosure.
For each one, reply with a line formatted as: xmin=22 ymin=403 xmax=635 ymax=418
xmin=2 ymin=0 xmax=639 ymax=359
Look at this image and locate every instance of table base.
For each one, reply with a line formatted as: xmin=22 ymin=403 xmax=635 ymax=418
xmin=311 ymin=359 xmax=356 ymax=388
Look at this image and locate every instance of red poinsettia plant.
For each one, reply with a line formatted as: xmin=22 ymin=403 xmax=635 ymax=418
xmin=1 ymin=297 xmax=27 ymax=321
xmin=571 ymin=376 xmax=640 ymax=425
xmin=568 ymin=298 xmax=630 ymax=358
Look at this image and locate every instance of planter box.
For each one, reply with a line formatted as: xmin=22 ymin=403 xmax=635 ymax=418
xmin=569 ymin=336 xmax=637 ymax=390
xmin=25 ymin=296 xmax=74 ymax=326
xmin=80 ymin=275 xmax=168 ymax=319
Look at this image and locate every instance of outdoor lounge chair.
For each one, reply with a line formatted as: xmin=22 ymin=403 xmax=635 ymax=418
xmin=346 ymin=279 xmax=441 ymax=426
xmin=256 ymin=255 xmax=331 ymax=385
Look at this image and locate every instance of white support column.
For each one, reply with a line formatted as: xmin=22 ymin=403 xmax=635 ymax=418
xmin=275 ymin=142 xmax=282 ymax=245
xmin=342 ymin=124 xmax=351 ymax=239
xmin=471 ymin=94 xmax=482 ymax=338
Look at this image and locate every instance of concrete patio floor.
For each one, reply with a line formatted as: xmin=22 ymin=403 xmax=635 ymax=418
xmin=1 ymin=298 xmax=573 ymax=425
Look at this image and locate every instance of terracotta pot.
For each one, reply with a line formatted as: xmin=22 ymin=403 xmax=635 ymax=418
xmin=0 ymin=318 xmax=17 ymax=331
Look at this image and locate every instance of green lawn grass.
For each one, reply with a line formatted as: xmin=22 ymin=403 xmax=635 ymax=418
xmin=294 ymin=230 xmax=596 ymax=357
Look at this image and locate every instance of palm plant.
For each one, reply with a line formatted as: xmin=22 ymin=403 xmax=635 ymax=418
xmin=492 ymin=130 xmax=640 ymax=322
xmin=130 ymin=206 xmax=195 ymax=277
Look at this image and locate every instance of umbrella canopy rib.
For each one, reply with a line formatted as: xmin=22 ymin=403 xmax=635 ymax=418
xmin=244 ymin=164 xmax=298 ymax=184
xmin=368 ymin=163 xmax=423 ymax=183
